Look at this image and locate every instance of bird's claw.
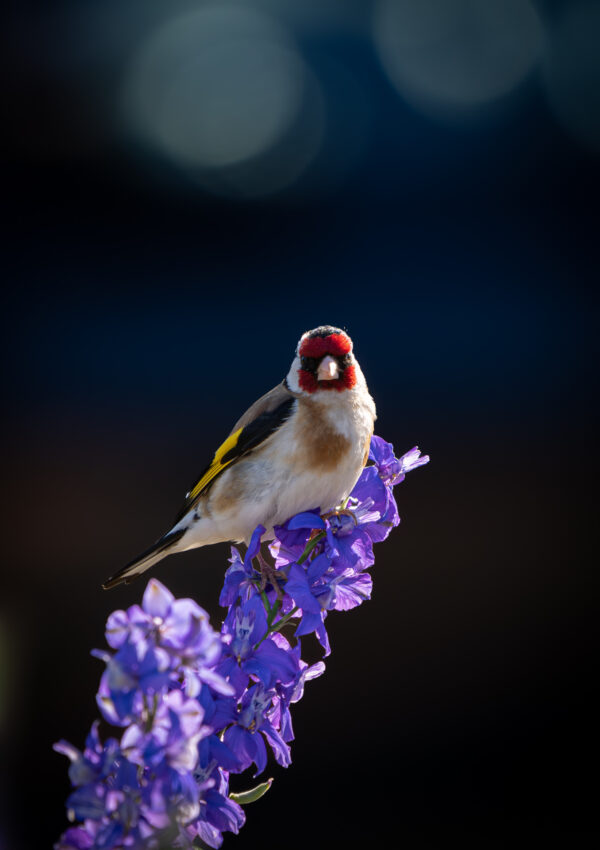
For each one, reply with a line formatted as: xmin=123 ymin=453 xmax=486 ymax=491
xmin=322 ymin=507 xmax=358 ymax=525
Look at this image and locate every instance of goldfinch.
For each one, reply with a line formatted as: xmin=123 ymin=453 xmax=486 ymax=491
xmin=103 ymin=326 xmax=376 ymax=590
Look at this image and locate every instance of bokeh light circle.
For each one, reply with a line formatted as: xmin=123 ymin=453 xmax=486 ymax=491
xmin=121 ymin=4 xmax=307 ymax=170
xmin=373 ymin=0 xmax=544 ymax=119
xmin=542 ymin=1 xmax=600 ymax=153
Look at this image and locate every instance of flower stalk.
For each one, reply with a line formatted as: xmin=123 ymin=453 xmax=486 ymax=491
xmin=54 ymin=437 xmax=429 ymax=849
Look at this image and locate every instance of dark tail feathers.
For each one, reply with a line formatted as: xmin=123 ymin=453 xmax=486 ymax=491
xmin=102 ymin=529 xmax=186 ymax=590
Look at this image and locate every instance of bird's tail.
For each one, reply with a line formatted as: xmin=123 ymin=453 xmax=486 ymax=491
xmin=102 ymin=528 xmax=186 ymax=590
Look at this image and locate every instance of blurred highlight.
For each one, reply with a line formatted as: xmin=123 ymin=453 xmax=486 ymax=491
xmin=17 ymin=0 xmax=597 ymax=196
xmin=372 ymin=0 xmax=543 ymax=120
xmin=120 ymin=3 xmax=324 ymax=197
xmin=542 ymin=1 xmax=600 ymax=153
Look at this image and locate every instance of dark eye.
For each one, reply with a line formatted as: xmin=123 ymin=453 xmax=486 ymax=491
xmin=338 ymin=354 xmax=352 ymax=369
xmin=301 ymin=356 xmax=318 ymax=371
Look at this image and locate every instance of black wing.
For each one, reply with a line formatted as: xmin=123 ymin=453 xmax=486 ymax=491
xmin=173 ymin=394 xmax=296 ymax=523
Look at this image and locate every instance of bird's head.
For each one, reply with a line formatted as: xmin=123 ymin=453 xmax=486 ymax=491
xmin=285 ymin=326 xmax=360 ymax=395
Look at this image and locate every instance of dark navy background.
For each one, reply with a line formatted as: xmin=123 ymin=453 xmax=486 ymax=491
xmin=1 ymin=1 xmax=596 ymax=847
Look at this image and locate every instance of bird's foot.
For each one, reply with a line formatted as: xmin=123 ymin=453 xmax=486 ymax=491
xmin=322 ymin=507 xmax=358 ymax=525
xmin=256 ymin=550 xmax=285 ymax=599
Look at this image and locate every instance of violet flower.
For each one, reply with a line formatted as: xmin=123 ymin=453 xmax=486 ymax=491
xmin=218 ymin=595 xmax=299 ymax=695
xmin=55 ymin=437 xmax=428 ymax=849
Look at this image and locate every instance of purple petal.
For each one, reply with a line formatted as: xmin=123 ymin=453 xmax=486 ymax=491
xmin=285 ymin=564 xmax=321 ymax=614
xmin=363 ymin=519 xmax=393 ymax=544
xmin=66 ymin=785 xmax=107 ymax=820
xmin=244 ymin=525 xmax=265 ymax=567
xmin=315 ymin=616 xmax=331 ymax=656
xmin=332 ymin=571 xmax=372 ymax=611
xmin=350 ymin=466 xmax=388 ymax=515
xmin=142 ymin=579 xmax=174 ymax=618
xmin=246 ymin=595 xmax=269 ymax=644
xmin=55 ymin=826 xmax=96 ymax=849
xmin=215 ymin=657 xmax=249 ymax=698
xmin=247 ymin=639 xmax=298 ymax=687
xmin=195 ymin=667 xmax=235 ymax=697
xmin=399 ymin=446 xmax=430 ymax=473
xmin=53 ymin=739 xmax=81 ymax=764
xmin=330 ymin=530 xmax=374 ymax=570
xmin=205 ymin=735 xmax=242 ymax=773
xmin=104 ymin=610 xmax=132 ymax=649
xmin=261 ymin=721 xmax=291 ymax=767
xmin=223 ymin=726 xmax=260 ymax=775
xmin=295 ymin=609 xmax=324 ymax=637
xmin=161 ymin=598 xmax=208 ymax=645
xmin=306 ymin=552 xmax=331 ymax=583
xmin=287 ymin=511 xmax=326 ymax=530
xmin=210 ymin=694 xmax=239 ymax=732
xmin=220 ymin=549 xmax=256 ymax=607
xmin=194 ymin=820 xmax=225 ymax=849
xmin=251 ymin=731 xmax=268 ymax=776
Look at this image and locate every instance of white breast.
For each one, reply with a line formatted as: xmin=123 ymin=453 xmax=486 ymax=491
xmin=179 ymin=368 xmax=376 ymax=547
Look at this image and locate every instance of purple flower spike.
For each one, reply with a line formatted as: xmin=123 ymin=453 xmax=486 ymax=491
xmin=55 ymin=434 xmax=428 ymax=849
xmin=223 ymin=684 xmax=291 ymax=776
xmin=219 ymin=596 xmax=299 ymax=695
xmin=121 ymin=689 xmax=209 ymax=773
xmin=220 ymin=547 xmax=257 ymax=607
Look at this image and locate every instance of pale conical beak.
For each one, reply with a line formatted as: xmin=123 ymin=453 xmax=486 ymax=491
xmin=317 ymin=355 xmax=340 ymax=381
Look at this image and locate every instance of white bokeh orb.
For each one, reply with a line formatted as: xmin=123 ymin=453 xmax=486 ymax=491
xmin=373 ymin=0 xmax=544 ymax=119
xmin=542 ymin=1 xmax=600 ymax=153
xmin=121 ymin=4 xmax=307 ymax=169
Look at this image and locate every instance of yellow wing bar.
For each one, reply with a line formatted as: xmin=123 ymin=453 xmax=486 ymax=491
xmin=187 ymin=427 xmax=243 ymax=502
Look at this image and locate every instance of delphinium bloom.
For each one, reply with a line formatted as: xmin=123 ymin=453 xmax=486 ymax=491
xmin=56 ymin=437 xmax=428 ymax=848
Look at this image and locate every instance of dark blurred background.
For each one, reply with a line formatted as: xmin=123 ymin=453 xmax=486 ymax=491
xmin=1 ymin=1 xmax=597 ymax=847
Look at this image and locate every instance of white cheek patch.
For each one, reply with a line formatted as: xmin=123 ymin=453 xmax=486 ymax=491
xmin=286 ymin=356 xmax=303 ymax=394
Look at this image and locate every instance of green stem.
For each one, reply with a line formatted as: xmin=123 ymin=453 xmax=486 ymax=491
xmin=269 ymin=607 xmax=299 ymax=635
xmin=254 ymin=605 xmax=300 ymax=649
xmin=267 ymin=599 xmax=281 ymax=628
xmin=252 ymin=530 xmax=324 ymax=648
xmin=142 ymin=693 xmax=158 ymax=733
xmin=297 ymin=530 xmax=326 ymax=564
xmin=259 ymin=590 xmax=272 ymax=618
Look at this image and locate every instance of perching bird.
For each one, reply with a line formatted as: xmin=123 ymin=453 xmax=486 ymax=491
xmin=103 ymin=326 xmax=376 ymax=590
